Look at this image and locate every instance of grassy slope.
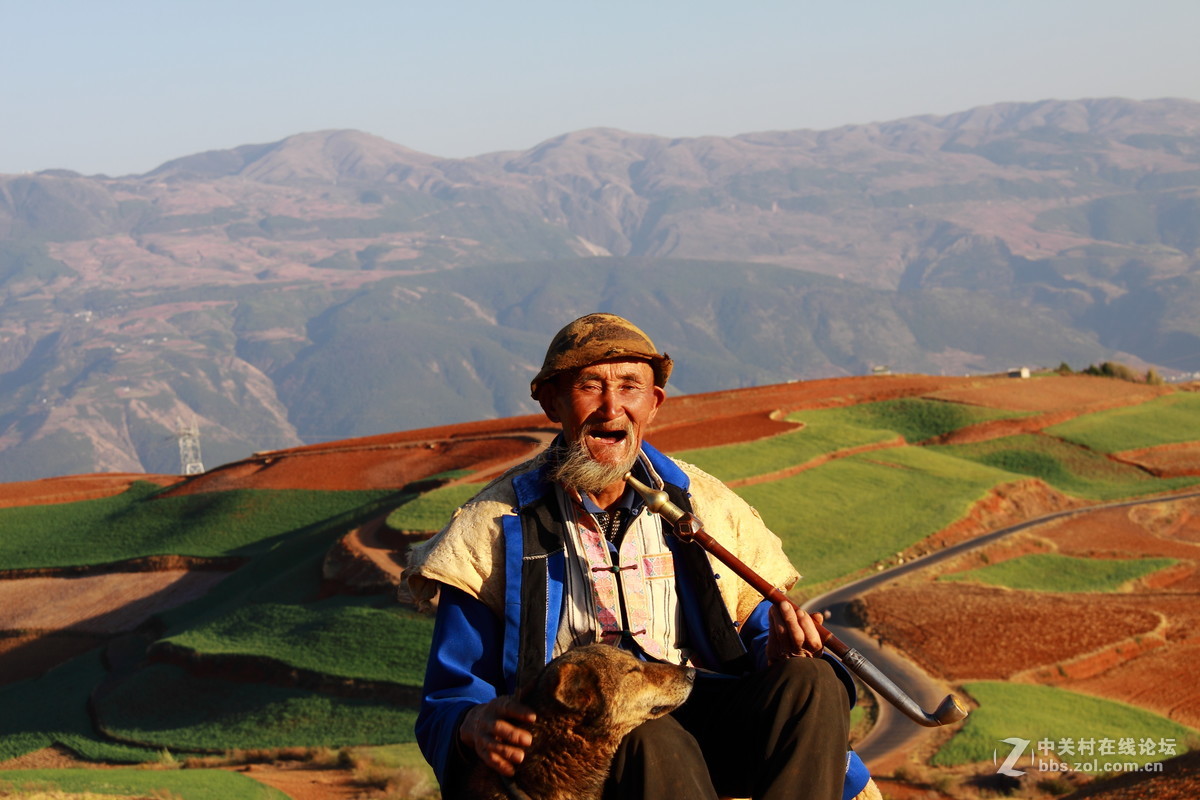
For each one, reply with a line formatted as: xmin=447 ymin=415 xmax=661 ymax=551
xmin=104 ymin=487 xmax=436 ymax=752
xmin=162 ymin=598 xmax=433 ymax=685
xmin=0 ymin=768 xmax=289 ymax=800
xmin=934 ymin=682 xmax=1197 ymax=770
xmin=1046 ymin=392 xmax=1200 ymax=452
xmin=0 ymin=483 xmax=417 ymax=759
xmin=939 ymin=553 xmax=1178 ymax=592
xmin=386 ymin=482 xmax=481 ymax=531
xmin=810 ymin=397 xmax=1035 ymax=443
xmin=0 ymin=652 xmax=158 ymax=763
xmin=926 ymin=433 xmax=1199 ymax=500
xmin=0 ymin=483 xmax=395 ymax=569
xmin=675 ymin=408 xmax=898 ymax=481
xmin=740 ymin=446 xmax=1013 ymax=588
xmin=93 ymin=664 xmax=418 ymax=751
xmin=675 ymin=398 xmax=1029 ymax=481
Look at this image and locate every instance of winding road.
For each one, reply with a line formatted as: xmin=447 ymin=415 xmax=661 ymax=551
xmin=802 ymin=487 xmax=1200 ymax=771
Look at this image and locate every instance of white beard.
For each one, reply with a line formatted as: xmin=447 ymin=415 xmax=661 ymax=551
xmin=549 ymin=424 xmax=639 ymax=495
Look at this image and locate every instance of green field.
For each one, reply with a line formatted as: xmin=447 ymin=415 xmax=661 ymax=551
xmin=0 ymin=769 xmax=289 ymax=800
xmin=935 ymin=682 xmax=1196 ymax=770
xmin=675 ymin=409 xmax=898 ymax=482
xmin=927 ymin=434 xmax=1200 ymax=500
xmin=0 ymin=483 xmax=422 ymax=764
xmin=352 ymin=742 xmax=431 ymax=771
xmin=741 ymin=446 xmax=1014 ymax=589
xmin=0 ymin=652 xmax=158 ymax=763
xmin=940 ymin=553 xmax=1177 ymax=592
xmin=1047 ymin=392 xmax=1200 ymax=453
xmin=675 ymin=398 xmax=1028 ymax=483
xmin=386 ymin=482 xmax=481 ymax=531
xmin=0 ymin=483 xmax=396 ymax=569
xmin=93 ymin=665 xmax=418 ymax=752
xmin=162 ymin=597 xmax=434 ymax=685
xmin=819 ymin=397 xmax=1032 ymax=443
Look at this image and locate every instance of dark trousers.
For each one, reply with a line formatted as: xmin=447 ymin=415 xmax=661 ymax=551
xmin=605 ymin=657 xmax=850 ymax=800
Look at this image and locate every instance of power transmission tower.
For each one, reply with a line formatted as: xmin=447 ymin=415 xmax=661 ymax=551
xmin=176 ymin=417 xmax=205 ymax=475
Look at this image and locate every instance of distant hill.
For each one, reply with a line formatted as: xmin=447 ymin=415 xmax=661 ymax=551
xmin=1 ymin=98 xmax=1199 ymax=480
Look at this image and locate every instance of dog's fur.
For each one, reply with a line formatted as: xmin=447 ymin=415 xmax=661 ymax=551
xmin=465 ymin=644 xmax=695 ymax=800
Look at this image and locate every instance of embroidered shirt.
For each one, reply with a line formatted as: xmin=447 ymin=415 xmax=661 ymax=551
xmin=554 ymin=456 xmax=688 ymax=663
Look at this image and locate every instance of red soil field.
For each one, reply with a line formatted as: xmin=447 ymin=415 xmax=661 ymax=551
xmin=0 ymin=570 xmax=232 ymax=683
xmin=862 ymin=582 xmax=1165 ymax=681
xmin=923 ymin=375 xmax=1171 ymax=412
xmin=1062 ymin=749 xmax=1200 ymax=800
xmin=0 ymin=473 xmax=180 ymax=509
xmin=157 ymin=433 xmax=542 ymax=495
xmin=0 ymin=571 xmax=232 ymax=633
xmin=1117 ymin=442 xmax=1200 ymax=478
xmin=864 ymin=495 xmax=1200 ymax=729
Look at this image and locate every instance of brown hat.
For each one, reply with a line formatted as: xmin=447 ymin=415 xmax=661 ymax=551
xmin=530 ymin=313 xmax=673 ymax=398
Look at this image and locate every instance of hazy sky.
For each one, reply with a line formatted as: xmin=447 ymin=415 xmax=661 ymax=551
xmin=3 ymin=0 xmax=1198 ymax=177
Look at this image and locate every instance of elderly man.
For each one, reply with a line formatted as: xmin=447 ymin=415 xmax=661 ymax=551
xmin=408 ymin=313 xmax=872 ymax=800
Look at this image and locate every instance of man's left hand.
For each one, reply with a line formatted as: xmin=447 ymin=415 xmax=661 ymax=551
xmin=766 ymin=603 xmax=825 ymax=664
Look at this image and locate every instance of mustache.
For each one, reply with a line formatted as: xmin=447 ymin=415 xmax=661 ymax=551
xmin=548 ymin=419 xmax=639 ymax=494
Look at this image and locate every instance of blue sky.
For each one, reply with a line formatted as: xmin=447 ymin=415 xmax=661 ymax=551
xmin=2 ymin=0 xmax=1198 ymax=176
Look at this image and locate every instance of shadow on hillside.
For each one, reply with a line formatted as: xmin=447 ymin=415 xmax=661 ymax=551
xmin=0 ymin=569 xmax=235 ymax=685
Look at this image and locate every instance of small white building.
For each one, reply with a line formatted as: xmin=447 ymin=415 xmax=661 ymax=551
xmin=1008 ymin=367 xmax=1031 ymax=379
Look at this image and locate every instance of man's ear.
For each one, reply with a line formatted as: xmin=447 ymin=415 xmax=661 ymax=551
xmin=536 ymin=383 xmax=561 ymax=423
xmin=645 ymin=384 xmax=666 ymax=423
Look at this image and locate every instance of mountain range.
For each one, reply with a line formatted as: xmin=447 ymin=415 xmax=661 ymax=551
xmin=1 ymin=96 xmax=1199 ymax=481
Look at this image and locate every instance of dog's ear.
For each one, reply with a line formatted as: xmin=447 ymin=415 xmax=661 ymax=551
xmin=550 ymin=661 xmax=602 ymax=715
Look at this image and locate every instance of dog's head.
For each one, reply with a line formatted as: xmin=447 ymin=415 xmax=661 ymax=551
xmin=523 ymin=644 xmax=695 ymax=741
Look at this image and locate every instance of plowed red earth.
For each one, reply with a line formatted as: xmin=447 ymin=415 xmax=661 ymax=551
xmin=0 ymin=473 xmax=180 ymax=508
xmin=1117 ymin=442 xmax=1200 ymax=477
xmin=0 ymin=570 xmax=232 ymax=683
xmin=228 ymin=763 xmax=363 ymax=800
xmin=923 ymin=377 xmax=1171 ymax=411
xmin=865 ymin=582 xmax=1167 ymax=680
xmin=1063 ymin=749 xmax=1200 ymax=800
xmin=0 ymin=571 xmax=231 ymax=632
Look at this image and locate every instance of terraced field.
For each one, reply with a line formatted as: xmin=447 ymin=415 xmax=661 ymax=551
xmin=1 ymin=371 xmax=1198 ymax=800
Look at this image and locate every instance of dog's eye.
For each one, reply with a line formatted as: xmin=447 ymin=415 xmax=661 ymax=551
xmin=625 ymin=664 xmax=641 ymax=674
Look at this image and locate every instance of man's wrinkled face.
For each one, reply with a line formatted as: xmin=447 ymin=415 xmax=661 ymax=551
xmin=540 ymin=359 xmax=666 ymax=473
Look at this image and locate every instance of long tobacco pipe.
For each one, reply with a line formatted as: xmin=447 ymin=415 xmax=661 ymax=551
xmin=624 ymin=472 xmax=967 ymax=728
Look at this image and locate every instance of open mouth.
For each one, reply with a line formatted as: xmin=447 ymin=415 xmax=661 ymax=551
xmin=588 ymin=428 xmax=629 ymax=445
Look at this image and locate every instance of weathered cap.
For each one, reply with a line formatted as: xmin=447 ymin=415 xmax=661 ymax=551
xmin=530 ymin=313 xmax=673 ymax=398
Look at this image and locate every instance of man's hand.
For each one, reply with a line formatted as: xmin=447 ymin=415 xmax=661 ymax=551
xmin=766 ymin=603 xmax=825 ymax=665
xmin=459 ymin=696 xmax=537 ymax=776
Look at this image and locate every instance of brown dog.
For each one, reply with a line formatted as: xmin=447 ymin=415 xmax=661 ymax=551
xmin=466 ymin=644 xmax=695 ymax=800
